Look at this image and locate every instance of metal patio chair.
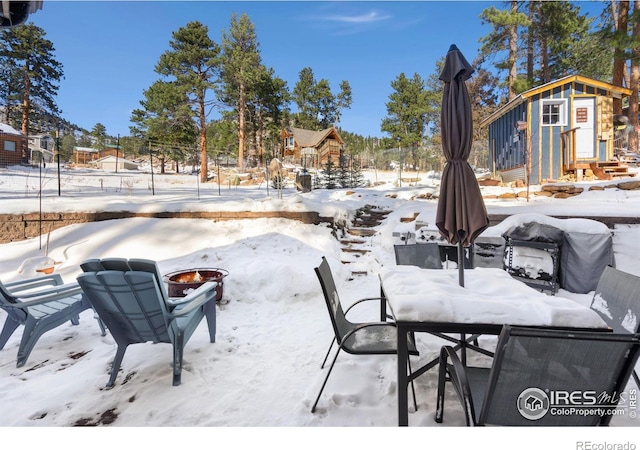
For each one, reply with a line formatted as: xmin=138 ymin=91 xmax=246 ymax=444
xmin=311 ymin=256 xmax=419 ymax=413
xmin=77 ymin=258 xmax=217 ymax=387
xmin=590 ymin=265 xmax=640 ymax=387
xmin=435 ymin=325 xmax=640 ymax=426
xmin=0 ymin=273 xmax=105 ymax=367
xmin=394 ymin=243 xmax=442 ymax=269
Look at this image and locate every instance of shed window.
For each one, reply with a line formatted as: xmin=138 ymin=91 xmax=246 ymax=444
xmin=4 ymin=140 xmax=16 ymax=152
xmin=541 ymin=99 xmax=567 ymax=126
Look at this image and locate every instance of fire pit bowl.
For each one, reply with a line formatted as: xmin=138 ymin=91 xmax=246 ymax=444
xmin=164 ymin=268 xmax=228 ymax=301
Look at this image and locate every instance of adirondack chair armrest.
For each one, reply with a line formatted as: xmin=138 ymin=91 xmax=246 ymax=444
xmin=169 ymin=281 xmax=217 ymax=316
xmin=6 ymin=282 xmax=84 ymax=308
xmin=5 ymin=274 xmax=64 ymax=293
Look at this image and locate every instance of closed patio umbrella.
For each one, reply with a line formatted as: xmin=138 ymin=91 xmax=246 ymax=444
xmin=435 ymin=44 xmax=489 ymax=287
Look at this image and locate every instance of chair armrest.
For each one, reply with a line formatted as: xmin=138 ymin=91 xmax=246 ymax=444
xmin=440 ymin=345 xmax=476 ymax=426
xmin=5 ymin=274 xmax=64 ymax=293
xmin=337 ymin=321 xmax=395 ymax=346
xmin=4 ymin=282 xmax=84 ymax=308
xmin=169 ymin=282 xmax=217 ymax=317
xmin=343 ymin=296 xmax=386 ymax=316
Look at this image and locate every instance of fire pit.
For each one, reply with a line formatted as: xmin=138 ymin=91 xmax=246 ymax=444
xmin=164 ymin=268 xmax=228 ymax=301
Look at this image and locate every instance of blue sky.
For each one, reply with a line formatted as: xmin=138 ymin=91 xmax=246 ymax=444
xmin=28 ymin=1 xmax=606 ymax=139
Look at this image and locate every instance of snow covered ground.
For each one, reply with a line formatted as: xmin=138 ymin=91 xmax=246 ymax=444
xmin=1 ymin=164 xmax=639 ymax=447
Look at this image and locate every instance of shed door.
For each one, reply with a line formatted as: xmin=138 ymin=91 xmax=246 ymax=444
xmin=573 ymin=97 xmax=595 ymax=158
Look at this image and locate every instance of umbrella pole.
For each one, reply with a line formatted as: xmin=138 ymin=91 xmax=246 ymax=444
xmin=457 ymin=242 xmax=465 ymax=287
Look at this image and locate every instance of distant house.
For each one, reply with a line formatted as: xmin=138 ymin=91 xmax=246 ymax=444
xmin=28 ymin=133 xmax=55 ymax=164
xmin=73 ymin=146 xmax=100 ymax=165
xmin=280 ymin=126 xmax=344 ymax=168
xmin=92 ymin=155 xmax=138 ymax=171
xmin=480 ymin=75 xmax=634 ymax=183
xmin=0 ymin=123 xmax=28 ymax=166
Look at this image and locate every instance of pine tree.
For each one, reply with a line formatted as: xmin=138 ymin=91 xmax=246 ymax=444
xmin=321 ymin=155 xmax=338 ymax=189
xmin=0 ymin=24 xmax=63 ymax=135
xmin=350 ymin=158 xmax=366 ymax=187
xmin=219 ymin=13 xmax=262 ymax=170
xmin=154 ymin=21 xmax=220 ymax=183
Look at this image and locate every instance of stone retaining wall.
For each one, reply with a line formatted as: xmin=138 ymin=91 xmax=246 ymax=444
xmin=1 ymin=210 xmax=639 ymax=244
xmin=0 ymin=211 xmax=334 ymax=244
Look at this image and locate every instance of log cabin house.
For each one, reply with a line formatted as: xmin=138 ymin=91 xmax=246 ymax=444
xmin=280 ymin=126 xmax=344 ymax=168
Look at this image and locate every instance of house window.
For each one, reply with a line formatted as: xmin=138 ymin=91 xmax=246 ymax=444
xmin=541 ymin=99 xmax=567 ymax=126
xmin=288 ymin=137 xmax=294 ymax=149
xmin=4 ymin=140 xmax=16 ymax=152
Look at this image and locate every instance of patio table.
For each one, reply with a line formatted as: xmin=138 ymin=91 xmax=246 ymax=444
xmin=378 ymin=266 xmax=611 ymax=426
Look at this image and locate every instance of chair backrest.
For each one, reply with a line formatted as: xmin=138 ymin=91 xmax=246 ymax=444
xmin=0 ymin=280 xmax=24 ymax=323
xmin=590 ymin=265 xmax=640 ymax=334
xmin=81 ymin=258 xmax=169 ymax=298
xmin=77 ymin=270 xmax=172 ymax=345
xmin=314 ymin=257 xmax=351 ymax=342
xmin=394 ymin=243 xmax=442 ymax=269
xmin=438 ymin=244 xmax=474 ymax=269
xmin=478 ymin=325 xmax=640 ymax=426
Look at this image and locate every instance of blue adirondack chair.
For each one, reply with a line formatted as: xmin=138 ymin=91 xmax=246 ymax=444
xmin=77 ymin=258 xmax=217 ymax=387
xmin=0 ymin=273 xmax=104 ymax=367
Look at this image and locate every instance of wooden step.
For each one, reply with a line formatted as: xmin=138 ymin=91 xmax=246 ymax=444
xmin=347 ymin=228 xmax=377 ymax=237
xmin=341 ymin=248 xmax=370 ymax=255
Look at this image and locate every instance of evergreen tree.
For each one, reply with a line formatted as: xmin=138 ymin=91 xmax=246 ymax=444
xmin=154 ymin=21 xmax=220 ymax=183
xmin=350 ymin=158 xmax=366 ymax=187
xmin=91 ymin=123 xmax=108 ymax=149
xmin=219 ymin=13 xmax=262 ymax=170
xmin=245 ymin=65 xmax=290 ymax=165
xmin=292 ymin=67 xmax=352 ymax=130
xmin=479 ymin=2 xmax=530 ymax=99
xmin=381 ymin=72 xmax=429 ymax=170
xmin=130 ymin=80 xmax=198 ymax=169
xmin=337 ymin=153 xmax=350 ymax=188
xmin=0 ymin=24 xmax=63 ymax=136
xmin=321 ymin=155 xmax=338 ymax=189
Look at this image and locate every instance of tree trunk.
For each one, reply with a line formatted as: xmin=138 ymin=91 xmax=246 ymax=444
xmin=508 ymin=1 xmax=519 ymax=100
xmin=612 ymin=0 xmax=629 ymax=115
xmin=21 ymin=61 xmax=30 ymax=138
xmin=237 ymin=83 xmax=246 ymax=169
xmin=628 ymin=1 xmax=640 ymax=153
xmin=199 ymin=91 xmax=207 ymax=183
xmin=526 ymin=3 xmax=534 ymax=86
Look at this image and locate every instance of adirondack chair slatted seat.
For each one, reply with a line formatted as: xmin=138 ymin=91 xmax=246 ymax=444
xmin=77 ymin=258 xmax=217 ymax=387
xmin=0 ymin=273 xmax=104 ymax=367
xmin=436 ymin=325 xmax=640 ymax=426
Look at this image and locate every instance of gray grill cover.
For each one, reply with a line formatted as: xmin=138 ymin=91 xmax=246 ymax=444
xmin=560 ymin=231 xmax=615 ymax=294
xmin=503 ymin=221 xmax=614 ymax=294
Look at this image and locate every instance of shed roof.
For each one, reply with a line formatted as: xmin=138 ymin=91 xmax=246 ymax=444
xmin=480 ymin=75 xmax=633 ymax=127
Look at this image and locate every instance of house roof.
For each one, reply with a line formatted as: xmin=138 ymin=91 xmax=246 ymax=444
xmin=480 ymin=75 xmax=633 ymax=127
xmin=0 ymin=123 xmax=23 ymax=136
xmin=73 ymin=146 xmax=99 ymax=153
xmin=285 ymin=127 xmax=344 ymax=147
xmin=94 ymin=155 xmax=136 ymax=164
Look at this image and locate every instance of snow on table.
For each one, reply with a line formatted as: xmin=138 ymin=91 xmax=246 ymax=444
xmin=379 ymin=266 xmax=608 ymax=329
